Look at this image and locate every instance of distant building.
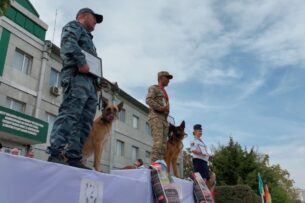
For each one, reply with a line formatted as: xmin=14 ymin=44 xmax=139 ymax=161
xmin=0 ymin=0 xmax=183 ymax=174
xmin=0 ymin=0 xmax=49 ymax=154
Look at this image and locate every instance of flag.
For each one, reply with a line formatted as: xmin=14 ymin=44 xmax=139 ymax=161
xmin=258 ymin=173 xmax=264 ymax=197
xmin=264 ymin=184 xmax=272 ymax=203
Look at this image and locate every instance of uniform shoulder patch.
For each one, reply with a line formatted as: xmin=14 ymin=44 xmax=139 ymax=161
xmin=63 ymin=21 xmax=82 ymax=33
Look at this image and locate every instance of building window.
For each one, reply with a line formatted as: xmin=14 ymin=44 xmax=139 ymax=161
xmin=145 ymin=151 xmax=151 ymax=162
xmin=116 ymin=140 xmax=124 ymax=157
xmin=47 ymin=113 xmax=56 ymax=126
xmin=118 ymin=108 xmax=126 ymax=123
xmin=6 ymin=98 xmax=25 ymax=113
xmin=12 ymin=48 xmax=32 ymax=74
xmin=49 ymin=68 xmax=60 ymax=87
xmin=132 ymin=115 xmax=139 ymax=129
xmin=145 ymin=122 xmax=151 ymax=136
xmin=132 ymin=146 xmax=139 ymax=162
xmin=46 ymin=112 xmax=56 ymax=144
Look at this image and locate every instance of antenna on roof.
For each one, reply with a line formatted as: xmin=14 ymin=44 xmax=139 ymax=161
xmin=51 ymin=9 xmax=58 ymax=46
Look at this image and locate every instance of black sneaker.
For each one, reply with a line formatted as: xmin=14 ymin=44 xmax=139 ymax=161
xmin=67 ymin=159 xmax=92 ymax=170
xmin=47 ymin=154 xmax=66 ymax=165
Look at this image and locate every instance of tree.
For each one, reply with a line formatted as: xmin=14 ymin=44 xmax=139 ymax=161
xmin=212 ymin=137 xmax=245 ymax=185
xmin=183 ymin=148 xmax=193 ymax=178
xmin=211 ymin=137 xmax=299 ymax=203
xmin=0 ymin=0 xmax=10 ymax=16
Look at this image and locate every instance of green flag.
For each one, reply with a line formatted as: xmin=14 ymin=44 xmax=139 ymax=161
xmin=258 ymin=173 xmax=265 ymax=197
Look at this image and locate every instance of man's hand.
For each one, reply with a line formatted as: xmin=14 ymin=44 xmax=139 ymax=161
xmin=78 ymin=64 xmax=90 ymax=73
xmin=192 ymin=149 xmax=201 ymax=155
xmin=96 ymin=80 xmax=109 ymax=92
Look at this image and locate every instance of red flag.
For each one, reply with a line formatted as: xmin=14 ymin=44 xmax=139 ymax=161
xmin=264 ymin=184 xmax=272 ymax=203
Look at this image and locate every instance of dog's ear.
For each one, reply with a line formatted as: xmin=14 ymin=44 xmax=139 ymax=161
xmin=169 ymin=123 xmax=175 ymax=131
xmin=117 ymin=102 xmax=124 ymax=111
xmin=102 ymin=98 xmax=109 ymax=109
xmin=179 ymin=120 xmax=185 ymax=129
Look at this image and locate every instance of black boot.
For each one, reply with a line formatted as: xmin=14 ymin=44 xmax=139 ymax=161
xmin=48 ymin=154 xmax=66 ymax=165
xmin=67 ymin=159 xmax=92 ymax=170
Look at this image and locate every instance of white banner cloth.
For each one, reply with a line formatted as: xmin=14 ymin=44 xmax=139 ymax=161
xmin=111 ymin=169 xmax=154 ymax=203
xmin=172 ymin=177 xmax=195 ymax=203
xmin=0 ymin=152 xmax=149 ymax=203
xmin=111 ymin=169 xmax=196 ymax=203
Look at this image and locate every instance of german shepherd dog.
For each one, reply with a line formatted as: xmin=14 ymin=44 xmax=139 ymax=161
xmin=82 ymin=100 xmax=123 ymax=171
xmin=164 ymin=121 xmax=186 ymax=177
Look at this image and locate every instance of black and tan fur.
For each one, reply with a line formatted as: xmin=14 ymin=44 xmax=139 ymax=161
xmin=164 ymin=121 xmax=186 ymax=177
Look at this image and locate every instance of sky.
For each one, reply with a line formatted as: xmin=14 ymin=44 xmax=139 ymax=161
xmin=30 ymin=0 xmax=305 ymax=189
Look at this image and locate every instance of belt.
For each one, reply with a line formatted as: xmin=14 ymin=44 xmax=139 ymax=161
xmin=63 ymin=65 xmax=97 ymax=79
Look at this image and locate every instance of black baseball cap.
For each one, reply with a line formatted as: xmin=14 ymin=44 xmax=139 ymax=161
xmin=193 ymin=124 xmax=202 ymax=131
xmin=76 ymin=8 xmax=103 ymax=23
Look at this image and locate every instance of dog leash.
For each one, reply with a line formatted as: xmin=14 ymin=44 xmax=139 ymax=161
xmin=97 ymin=79 xmax=120 ymax=111
xmin=98 ymin=85 xmax=103 ymax=110
xmin=96 ymin=78 xmax=103 ymax=111
xmin=97 ymin=77 xmax=109 ymax=111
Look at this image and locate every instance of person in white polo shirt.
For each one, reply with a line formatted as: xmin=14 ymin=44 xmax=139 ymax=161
xmin=190 ymin=124 xmax=210 ymax=181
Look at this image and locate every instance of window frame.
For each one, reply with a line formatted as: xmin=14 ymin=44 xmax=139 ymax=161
xmin=12 ymin=48 xmax=32 ymax=75
xmin=145 ymin=122 xmax=151 ymax=136
xmin=116 ymin=140 xmax=125 ymax=157
xmin=132 ymin=115 xmax=139 ymax=129
xmin=145 ymin=151 xmax=151 ymax=161
xmin=131 ymin=146 xmax=139 ymax=162
xmin=6 ymin=97 xmax=25 ymax=113
xmin=46 ymin=112 xmax=57 ymax=144
xmin=118 ymin=108 xmax=126 ymax=123
xmin=49 ymin=68 xmax=60 ymax=87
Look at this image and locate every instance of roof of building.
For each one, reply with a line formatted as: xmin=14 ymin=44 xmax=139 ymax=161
xmin=102 ymin=79 xmax=149 ymax=114
xmin=50 ymin=43 xmax=60 ymax=57
xmin=17 ymin=0 xmax=40 ymax=17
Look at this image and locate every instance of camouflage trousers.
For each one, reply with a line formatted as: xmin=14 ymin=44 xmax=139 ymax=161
xmin=47 ymin=73 xmax=97 ymax=160
xmin=149 ymin=118 xmax=169 ymax=163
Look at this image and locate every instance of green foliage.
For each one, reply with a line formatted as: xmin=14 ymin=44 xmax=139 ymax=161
xmin=211 ymin=137 xmax=299 ymax=203
xmin=0 ymin=0 xmax=10 ymax=16
xmin=183 ymin=147 xmax=193 ymax=178
xmin=215 ymin=185 xmax=260 ymax=203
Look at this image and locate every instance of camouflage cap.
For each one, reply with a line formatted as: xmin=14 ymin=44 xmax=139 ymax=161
xmin=76 ymin=8 xmax=103 ymax=23
xmin=158 ymin=71 xmax=173 ymax=79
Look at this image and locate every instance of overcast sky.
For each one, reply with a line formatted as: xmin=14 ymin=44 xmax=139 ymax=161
xmin=30 ymin=0 xmax=305 ymax=189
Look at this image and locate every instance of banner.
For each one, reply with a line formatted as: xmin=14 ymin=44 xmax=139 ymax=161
xmin=0 ymin=153 xmax=149 ymax=203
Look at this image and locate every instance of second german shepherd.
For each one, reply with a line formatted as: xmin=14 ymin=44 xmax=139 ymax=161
xmin=164 ymin=121 xmax=186 ymax=177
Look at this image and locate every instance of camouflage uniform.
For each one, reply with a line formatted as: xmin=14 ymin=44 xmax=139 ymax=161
xmin=47 ymin=20 xmax=98 ymax=160
xmin=146 ymin=85 xmax=169 ymax=163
